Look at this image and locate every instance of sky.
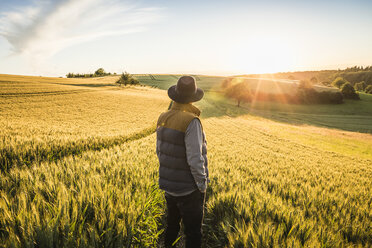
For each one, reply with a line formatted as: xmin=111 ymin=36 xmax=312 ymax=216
xmin=0 ymin=0 xmax=372 ymax=76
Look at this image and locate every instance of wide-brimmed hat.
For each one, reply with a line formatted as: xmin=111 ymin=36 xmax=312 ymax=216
xmin=168 ymin=76 xmax=204 ymax=103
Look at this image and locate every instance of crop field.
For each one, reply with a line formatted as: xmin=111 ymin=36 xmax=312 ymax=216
xmin=0 ymin=75 xmax=168 ymax=171
xmin=0 ymin=74 xmax=371 ymax=247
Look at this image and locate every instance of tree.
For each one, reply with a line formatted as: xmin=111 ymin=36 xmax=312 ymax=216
xmin=225 ymin=82 xmax=252 ymax=107
xmin=288 ymin=75 xmax=295 ymax=80
xmin=365 ymin=85 xmax=372 ymax=94
xmin=116 ymin=72 xmax=139 ymax=86
xmin=354 ymin=81 xmax=366 ymax=91
xmin=66 ymin=73 xmax=74 ymax=78
xmin=341 ymin=82 xmax=360 ymax=100
xmin=94 ymin=68 xmax=106 ymax=77
xmin=332 ymin=77 xmax=348 ymax=89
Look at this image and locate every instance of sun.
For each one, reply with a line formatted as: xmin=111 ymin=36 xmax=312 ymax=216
xmin=227 ymin=35 xmax=297 ymax=74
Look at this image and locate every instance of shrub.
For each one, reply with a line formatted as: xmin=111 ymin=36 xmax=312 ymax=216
xmin=332 ymin=77 xmax=348 ymax=89
xmin=341 ymin=83 xmax=360 ymax=99
xmin=318 ymin=91 xmax=343 ymax=104
xmin=365 ymin=85 xmax=372 ymax=94
xmin=354 ymin=81 xmax=367 ymax=91
xmin=116 ymin=72 xmax=139 ymax=86
xmin=296 ymin=87 xmax=343 ymax=104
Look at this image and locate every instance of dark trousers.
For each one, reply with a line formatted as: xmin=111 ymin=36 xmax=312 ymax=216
xmin=164 ymin=190 xmax=205 ymax=248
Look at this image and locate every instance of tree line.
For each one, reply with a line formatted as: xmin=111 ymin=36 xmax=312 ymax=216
xmin=221 ymin=76 xmax=365 ymax=107
xmin=244 ymin=65 xmax=372 ymax=88
xmin=66 ymin=68 xmax=115 ymax=78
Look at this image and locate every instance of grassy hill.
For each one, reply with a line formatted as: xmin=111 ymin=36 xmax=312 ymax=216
xmin=0 ymin=74 xmax=371 ymax=247
xmin=137 ymin=74 xmax=372 ymax=133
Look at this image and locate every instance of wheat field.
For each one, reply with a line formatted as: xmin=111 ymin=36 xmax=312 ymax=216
xmin=0 ymin=75 xmax=371 ymax=247
xmin=0 ymin=75 xmax=168 ymax=171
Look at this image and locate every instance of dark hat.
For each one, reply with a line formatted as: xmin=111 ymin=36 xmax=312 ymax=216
xmin=168 ymin=76 xmax=204 ymax=103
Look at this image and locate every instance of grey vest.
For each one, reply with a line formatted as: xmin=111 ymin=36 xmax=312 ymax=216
xmin=156 ymin=103 xmax=208 ymax=194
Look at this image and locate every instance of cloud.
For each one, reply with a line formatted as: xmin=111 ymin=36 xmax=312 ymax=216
xmin=0 ymin=0 xmax=161 ymax=59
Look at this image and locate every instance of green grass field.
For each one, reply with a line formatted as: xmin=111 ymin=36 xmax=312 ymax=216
xmin=0 ymin=74 xmax=371 ymax=247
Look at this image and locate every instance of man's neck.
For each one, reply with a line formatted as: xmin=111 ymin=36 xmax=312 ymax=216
xmin=171 ymin=102 xmax=201 ymax=117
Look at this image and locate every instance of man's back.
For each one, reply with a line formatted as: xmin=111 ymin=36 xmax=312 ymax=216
xmin=156 ymin=76 xmax=208 ymax=248
xmin=156 ymin=102 xmax=208 ymax=195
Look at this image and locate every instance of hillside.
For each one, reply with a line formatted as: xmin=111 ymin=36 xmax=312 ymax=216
xmin=242 ymin=67 xmax=372 ymax=86
xmin=0 ymin=74 xmax=371 ymax=247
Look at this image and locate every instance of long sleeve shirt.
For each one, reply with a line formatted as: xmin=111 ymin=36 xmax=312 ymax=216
xmin=185 ymin=118 xmax=208 ymax=193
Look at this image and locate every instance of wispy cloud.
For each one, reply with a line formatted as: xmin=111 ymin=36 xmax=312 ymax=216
xmin=0 ymin=0 xmax=161 ymax=59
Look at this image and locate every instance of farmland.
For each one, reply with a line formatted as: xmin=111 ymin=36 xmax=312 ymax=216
xmin=0 ymin=74 xmax=371 ymax=247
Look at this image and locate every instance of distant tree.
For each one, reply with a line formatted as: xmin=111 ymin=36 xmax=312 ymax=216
xmin=354 ymin=81 xmax=367 ymax=91
xmin=310 ymin=77 xmax=318 ymax=84
xmin=225 ymin=82 xmax=252 ymax=107
xmin=66 ymin=73 xmax=74 ymax=78
xmin=94 ymin=68 xmax=106 ymax=77
xmin=288 ymin=75 xmax=295 ymax=80
xmin=221 ymin=78 xmax=233 ymax=89
xmin=116 ymin=72 xmax=139 ymax=86
xmin=365 ymin=85 xmax=372 ymax=94
xmin=341 ymin=82 xmax=360 ymax=100
xmin=332 ymin=77 xmax=348 ymax=89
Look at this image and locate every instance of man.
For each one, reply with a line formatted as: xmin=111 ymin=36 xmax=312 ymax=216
xmin=156 ymin=76 xmax=209 ymax=248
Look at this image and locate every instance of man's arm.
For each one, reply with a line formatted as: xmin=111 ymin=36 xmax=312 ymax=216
xmin=185 ymin=118 xmax=207 ymax=193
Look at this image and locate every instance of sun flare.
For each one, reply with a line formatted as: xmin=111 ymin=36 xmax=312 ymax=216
xmin=228 ymin=35 xmax=297 ymax=74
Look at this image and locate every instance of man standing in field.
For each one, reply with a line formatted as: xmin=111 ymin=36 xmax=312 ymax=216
xmin=156 ymin=76 xmax=209 ymax=248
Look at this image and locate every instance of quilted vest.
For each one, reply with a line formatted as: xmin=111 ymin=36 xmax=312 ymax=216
xmin=156 ymin=102 xmax=208 ymax=194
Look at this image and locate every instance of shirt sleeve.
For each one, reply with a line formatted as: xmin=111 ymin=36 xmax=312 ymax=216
xmin=156 ymin=136 xmax=160 ymax=158
xmin=185 ymin=118 xmax=207 ymax=192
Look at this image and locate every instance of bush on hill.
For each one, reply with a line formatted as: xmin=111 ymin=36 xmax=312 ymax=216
xmin=116 ymin=72 xmax=139 ymax=86
xmin=365 ymin=85 xmax=372 ymax=94
xmin=296 ymin=87 xmax=343 ymax=104
xmin=341 ymin=83 xmax=360 ymax=100
xmin=332 ymin=77 xmax=348 ymax=89
xmin=354 ymin=81 xmax=367 ymax=91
